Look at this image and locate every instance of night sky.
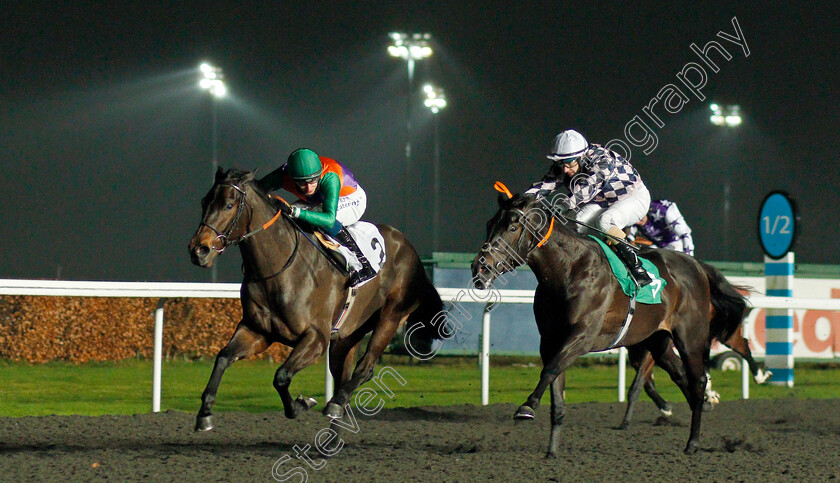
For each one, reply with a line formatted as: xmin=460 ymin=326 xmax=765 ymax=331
xmin=2 ymin=2 xmax=838 ymax=282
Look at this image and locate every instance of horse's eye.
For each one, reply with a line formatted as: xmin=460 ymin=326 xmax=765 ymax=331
xmin=225 ymin=203 xmax=234 ymax=210
xmin=509 ymin=225 xmax=518 ymax=232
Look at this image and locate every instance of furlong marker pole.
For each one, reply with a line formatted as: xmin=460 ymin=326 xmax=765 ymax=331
xmin=765 ymin=253 xmax=795 ymax=386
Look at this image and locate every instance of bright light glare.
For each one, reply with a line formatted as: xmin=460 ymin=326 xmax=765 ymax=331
xmin=423 ymin=84 xmax=447 ymax=114
xmin=387 ymin=32 xmax=433 ymax=60
xmin=709 ymin=103 xmax=741 ymax=127
xmin=199 ymin=62 xmax=226 ymax=98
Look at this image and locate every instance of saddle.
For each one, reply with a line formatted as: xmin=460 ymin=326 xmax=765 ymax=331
xmin=313 ymin=232 xmax=350 ymax=271
xmin=589 ymin=236 xmax=666 ymax=304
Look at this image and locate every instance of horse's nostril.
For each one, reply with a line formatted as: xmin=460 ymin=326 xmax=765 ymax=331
xmin=195 ymin=245 xmax=210 ymax=257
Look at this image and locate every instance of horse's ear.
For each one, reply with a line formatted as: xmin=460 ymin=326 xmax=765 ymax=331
xmin=241 ymin=171 xmax=255 ymax=183
xmin=497 ymin=192 xmax=509 ymax=207
xmin=214 ymin=166 xmax=226 ymax=181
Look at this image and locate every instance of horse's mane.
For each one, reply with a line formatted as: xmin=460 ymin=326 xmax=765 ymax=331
xmin=221 ymin=168 xmax=270 ymax=199
xmin=503 ymin=193 xmax=588 ymax=243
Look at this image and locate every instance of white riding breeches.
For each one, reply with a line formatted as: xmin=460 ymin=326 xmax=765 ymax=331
xmin=574 ymin=184 xmax=651 ymax=235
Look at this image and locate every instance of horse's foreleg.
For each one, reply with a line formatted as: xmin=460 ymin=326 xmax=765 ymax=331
xmin=546 ymin=372 xmax=566 ymax=458
xmin=274 ymin=328 xmax=327 ymax=419
xmin=516 ymin=327 xmax=591 ymax=420
xmin=196 ymin=324 xmax=268 ymax=431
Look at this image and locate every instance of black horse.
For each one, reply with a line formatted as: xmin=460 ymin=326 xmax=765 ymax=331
xmin=472 ymin=191 xmax=747 ymax=455
xmin=188 ymin=168 xmax=444 ymax=432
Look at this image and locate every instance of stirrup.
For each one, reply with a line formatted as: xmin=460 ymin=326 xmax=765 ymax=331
xmin=631 ymin=268 xmax=652 ymax=287
xmin=347 ymin=266 xmax=376 ymax=287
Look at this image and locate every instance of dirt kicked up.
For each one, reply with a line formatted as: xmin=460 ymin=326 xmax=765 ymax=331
xmin=1 ymin=399 xmax=839 ymax=481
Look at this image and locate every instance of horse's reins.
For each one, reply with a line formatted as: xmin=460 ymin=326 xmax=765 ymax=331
xmin=199 ymin=182 xmax=299 ymax=279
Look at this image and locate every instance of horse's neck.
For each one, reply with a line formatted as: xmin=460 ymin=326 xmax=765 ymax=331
xmin=238 ymin=189 xmax=296 ymax=274
xmin=528 ymin=229 xmax=592 ymax=286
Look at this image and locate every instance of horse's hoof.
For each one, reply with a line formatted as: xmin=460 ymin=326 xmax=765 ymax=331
xmin=323 ymin=402 xmax=344 ymax=419
xmin=684 ymin=441 xmax=699 ymax=455
xmin=297 ymin=395 xmax=317 ymax=411
xmin=514 ymin=405 xmax=535 ymax=420
xmin=195 ymin=415 xmax=214 ymax=432
xmin=702 ymin=401 xmax=716 ymax=412
xmin=617 ymin=421 xmax=630 ymax=430
xmin=660 ymin=405 xmax=673 ymax=417
xmin=544 ymin=451 xmax=557 ymax=459
xmin=754 ymin=369 xmax=772 ymax=384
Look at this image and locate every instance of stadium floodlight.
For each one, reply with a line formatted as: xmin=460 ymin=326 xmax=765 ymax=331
xmin=423 ymin=84 xmax=447 ymax=114
xmin=199 ymin=62 xmax=227 ymax=98
xmin=710 ymin=103 xmax=741 ymax=127
xmin=388 ymin=32 xmax=433 ymax=60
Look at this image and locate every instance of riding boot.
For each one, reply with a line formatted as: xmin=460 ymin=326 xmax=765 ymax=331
xmin=613 ymin=241 xmax=651 ymax=287
xmin=333 ymin=228 xmax=377 ymax=287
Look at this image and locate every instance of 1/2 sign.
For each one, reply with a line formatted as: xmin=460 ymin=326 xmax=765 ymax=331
xmin=758 ymin=191 xmax=799 ymax=259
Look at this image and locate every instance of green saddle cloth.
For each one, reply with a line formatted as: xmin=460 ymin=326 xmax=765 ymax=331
xmin=589 ymin=236 xmax=666 ymax=304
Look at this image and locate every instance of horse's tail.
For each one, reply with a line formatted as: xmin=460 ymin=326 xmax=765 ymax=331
xmin=403 ymin=273 xmax=450 ymax=359
xmin=701 ymin=262 xmax=752 ymax=343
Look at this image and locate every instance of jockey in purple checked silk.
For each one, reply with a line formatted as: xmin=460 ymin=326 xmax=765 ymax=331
xmin=627 ymin=199 xmax=695 ymax=257
xmin=526 ymin=129 xmax=652 ymax=286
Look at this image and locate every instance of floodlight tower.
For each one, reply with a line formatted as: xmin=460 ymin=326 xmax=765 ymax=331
xmin=199 ymin=62 xmax=227 ymax=282
xmin=388 ymin=32 xmax=433 ymax=229
xmin=423 ymin=84 xmax=447 ymax=253
xmin=709 ymin=103 xmax=742 ymax=258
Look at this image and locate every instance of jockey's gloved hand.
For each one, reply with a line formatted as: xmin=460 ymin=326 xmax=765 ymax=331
xmin=557 ymin=195 xmax=575 ymax=212
xmin=278 ymin=202 xmax=292 ymax=216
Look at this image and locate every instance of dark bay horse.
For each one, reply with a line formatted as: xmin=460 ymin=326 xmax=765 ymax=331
xmin=188 ymin=168 xmax=443 ymax=431
xmin=471 ymin=192 xmax=747 ymax=455
xmin=620 ymin=307 xmax=770 ymax=428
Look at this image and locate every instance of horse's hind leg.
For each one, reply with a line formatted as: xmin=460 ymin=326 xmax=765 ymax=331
xmin=725 ymin=330 xmax=771 ymax=383
xmin=667 ymin=327 xmax=709 ymax=454
xmin=274 ymin=328 xmax=328 ymax=419
xmin=196 ymin=323 xmax=268 ymax=431
xmin=329 ymin=307 xmax=409 ymax=415
xmin=546 ymin=372 xmax=566 ymax=458
xmin=322 ymin=322 xmax=369 ymax=418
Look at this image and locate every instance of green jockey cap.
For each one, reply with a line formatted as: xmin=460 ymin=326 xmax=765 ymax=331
xmin=287 ymin=148 xmax=323 ymax=180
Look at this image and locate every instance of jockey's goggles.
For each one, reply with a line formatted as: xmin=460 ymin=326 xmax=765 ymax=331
xmin=552 ymin=156 xmax=580 ymax=165
xmin=294 ymin=175 xmax=320 ymax=186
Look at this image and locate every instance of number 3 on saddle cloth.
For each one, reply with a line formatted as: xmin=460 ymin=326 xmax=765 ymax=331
xmin=588 ymin=235 xmax=667 ymax=348
xmin=312 ymin=221 xmax=387 ymax=339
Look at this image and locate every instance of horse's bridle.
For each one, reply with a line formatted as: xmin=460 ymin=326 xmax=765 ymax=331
xmin=199 ymin=183 xmax=251 ymax=253
xmin=479 ymin=207 xmax=555 ymax=274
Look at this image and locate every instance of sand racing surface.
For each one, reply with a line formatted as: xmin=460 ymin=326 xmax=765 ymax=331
xmin=1 ymin=399 xmax=839 ymax=481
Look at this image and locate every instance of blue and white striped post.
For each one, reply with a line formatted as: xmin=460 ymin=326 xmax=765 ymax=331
xmin=764 ymin=252 xmax=794 ymax=386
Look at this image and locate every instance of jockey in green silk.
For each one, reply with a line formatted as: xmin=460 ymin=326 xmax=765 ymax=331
xmin=258 ymin=148 xmax=376 ymax=287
